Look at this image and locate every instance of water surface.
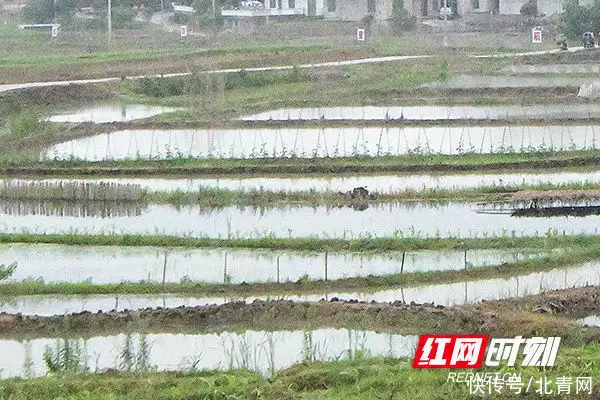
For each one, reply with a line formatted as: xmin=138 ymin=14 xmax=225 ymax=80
xmin=503 ymin=64 xmax=600 ymax=74
xmin=0 ymin=329 xmax=417 ymax=378
xmin=0 ymin=201 xmax=599 ymax=238
xmin=48 ymin=104 xmax=182 ymax=123
xmin=1 ymin=261 xmax=597 ymax=315
xmin=1 ymin=243 xmax=547 ymax=284
xmin=240 ymin=105 xmax=600 ymax=121
xmin=423 ymin=75 xmax=598 ymax=89
xmin=45 ymin=125 xmax=600 ymax=160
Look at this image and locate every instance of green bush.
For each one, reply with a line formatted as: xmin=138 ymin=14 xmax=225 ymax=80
xmin=111 ymin=6 xmax=137 ymax=29
xmin=361 ymin=14 xmax=374 ymax=27
xmin=8 ymin=111 xmax=47 ymax=139
xmin=137 ymin=77 xmax=186 ymax=97
xmin=390 ymin=0 xmax=416 ymax=33
xmin=561 ymin=0 xmax=600 ymax=38
xmin=22 ymin=0 xmax=54 ymax=23
xmin=520 ymin=0 xmax=538 ymax=16
xmin=135 ymin=68 xmax=314 ymax=97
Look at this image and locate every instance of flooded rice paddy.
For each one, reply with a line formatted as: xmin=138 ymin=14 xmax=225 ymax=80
xmin=423 ymin=75 xmax=600 ymax=89
xmin=6 ymin=169 xmax=600 ymax=193
xmin=239 ymin=105 xmax=600 ymax=122
xmin=46 ymin=125 xmax=600 ymax=160
xmin=1 ymin=261 xmax=597 ymax=315
xmin=0 ymin=329 xmax=417 ymax=378
xmin=1 ymin=201 xmax=600 ymax=238
xmin=48 ymin=104 xmax=182 ymax=123
xmin=502 ymin=64 xmax=600 ymax=74
xmin=1 ymin=244 xmax=546 ymax=284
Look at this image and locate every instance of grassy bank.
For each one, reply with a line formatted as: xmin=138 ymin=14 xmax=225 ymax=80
xmin=12 ymin=180 xmax=600 ymax=206
xmin=0 ymin=231 xmax=597 ymax=251
xmin=5 ymin=149 xmax=600 ymax=176
xmin=1 ymin=352 xmax=598 ymax=400
xmin=112 ymin=181 xmax=600 ymax=206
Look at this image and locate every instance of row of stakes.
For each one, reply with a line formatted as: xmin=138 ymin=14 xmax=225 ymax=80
xmin=156 ymin=249 xmax=471 ymax=286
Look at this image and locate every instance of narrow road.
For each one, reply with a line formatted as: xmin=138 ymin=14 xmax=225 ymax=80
xmin=0 ymin=46 xmax=587 ymax=93
xmin=0 ymin=55 xmax=430 ymax=93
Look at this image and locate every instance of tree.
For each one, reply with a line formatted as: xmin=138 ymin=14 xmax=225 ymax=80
xmin=389 ymin=0 xmax=416 ymax=34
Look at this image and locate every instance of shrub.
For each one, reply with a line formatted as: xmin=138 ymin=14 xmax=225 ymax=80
xmin=111 ymin=6 xmax=136 ymax=29
xmin=520 ymin=0 xmax=537 ymax=16
xmin=389 ymin=0 xmax=416 ymax=33
xmin=8 ymin=111 xmax=47 ymax=139
xmin=561 ymin=0 xmax=600 ymax=39
xmin=22 ymin=0 xmax=54 ymax=23
xmin=361 ymin=14 xmax=374 ymax=27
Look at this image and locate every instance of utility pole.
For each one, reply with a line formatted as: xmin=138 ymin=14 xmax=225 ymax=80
xmin=107 ymin=0 xmax=112 ymax=42
xmin=443 ymin=0 xmax=448 ymax=47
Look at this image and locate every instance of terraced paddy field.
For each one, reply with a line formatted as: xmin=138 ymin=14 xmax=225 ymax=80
xmin=3 ymin=33 xmax=600 ymax=399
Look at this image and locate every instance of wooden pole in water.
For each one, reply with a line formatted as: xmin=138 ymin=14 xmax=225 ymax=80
xmin=324 ymin=251 xmax=328 ymax=281
xmin=162 ymin=252 xmax=167 ymax=286
xmin=224 ymin=252 xmax=228 ymax=283
xmin=400 ymin=251 xmax=406 ymax=274
xmin=276 ymin=255 xmax=280 ymax=284
xmin=464 ymin=248 xmax=467 ymax=270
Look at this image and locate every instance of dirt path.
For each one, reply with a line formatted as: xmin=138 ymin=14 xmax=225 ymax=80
xmin=0 ymin=46 xmax=589 ymax=93
xmin=0 ymin=55 xmax=430 ymax=93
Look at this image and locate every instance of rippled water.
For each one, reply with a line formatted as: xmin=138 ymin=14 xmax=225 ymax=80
xmin=0 ymin=329 xmax=417 ymax=378
xmin=1 ymin=261 xmax=597 ymax=315
xmin=1 ymin=243 xmax=547 ymax=284
xmin=44 ymin=125 xmax=600 ymax=160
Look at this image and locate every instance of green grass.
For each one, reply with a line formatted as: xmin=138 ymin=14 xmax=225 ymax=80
xmin=1 ymin=350 xmax=599 ymax=400
xmin=1 ymin=231 xmax=599 ymax=251
xmin=7 ymin=148 xmax=600 ymax=175
xmin=119 ymin=181 xmax=600 ymax=207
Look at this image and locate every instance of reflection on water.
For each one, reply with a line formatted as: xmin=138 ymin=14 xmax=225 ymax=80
xmin=0 ymin=329 xmax=418 ymax=378
xmin=47 ymin=104 xmax=182 ymax=123
xmin=240 ymin=105 xmax=600 ymax=121
xmin=0 ymin=200 xmax=145 ymax=218
xmin=1 ymin=261 xmax=597 ymax=315
xmin=1 ymin=243 xmax=548 ymax=284
xmin=578 ymin=315 xmax=600 ymax=327
xmin=45 ymin=125 xmax=600 ymax=161
xmin=0 ymin=202 xmax=600 ymax=238
xmin=8 ymin=169 xmax=600 ymax=193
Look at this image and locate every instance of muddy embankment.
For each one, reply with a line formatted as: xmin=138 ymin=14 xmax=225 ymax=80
xmin=0 ymin=299 xmax=476 ymax=339
xmin=2 ymin=286 xmax=600 ymax=339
